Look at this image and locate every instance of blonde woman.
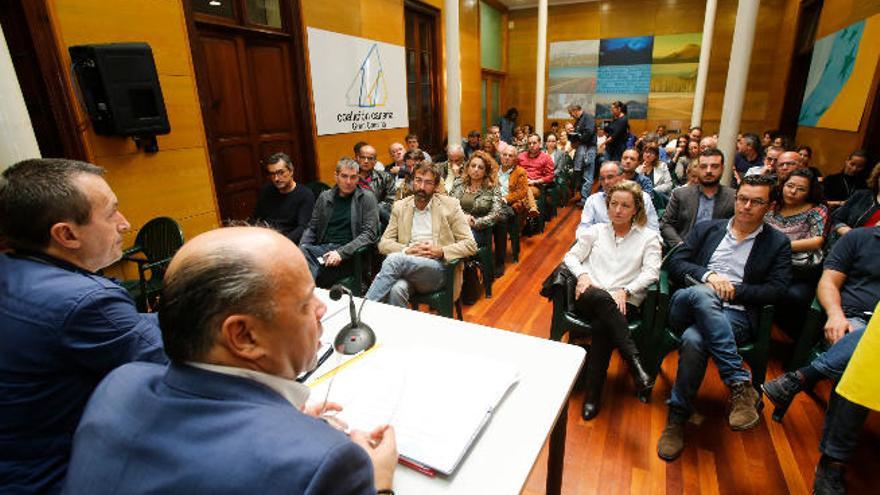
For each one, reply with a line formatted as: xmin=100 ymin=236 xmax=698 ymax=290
xmin=563 ymin=180 xmax=661 ymax=420
xmin=449 ymin=150 xmax=503 ymax=247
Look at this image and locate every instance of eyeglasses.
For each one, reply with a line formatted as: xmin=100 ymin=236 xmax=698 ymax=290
xmin=267 ymin=169 xmax=290 ymax=178
xmin=735 ymin=196 xmax=769 ymax=206
xmin=358 ymin=155 xmax=377 ymax=162
xmin=764 ymin=156 xmax=778 ymax=164
xmin=778 ymin=161 xmax=799 ymax=168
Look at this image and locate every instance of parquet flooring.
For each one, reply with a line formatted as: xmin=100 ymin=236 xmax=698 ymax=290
xmin=459 ymin=203 xmax=880 ymax=495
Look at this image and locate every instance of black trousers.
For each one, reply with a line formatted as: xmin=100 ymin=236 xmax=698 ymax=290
xmin=492 ymin=205 xmax=518 ymax=265
xmin=820 ymin=391 xmax=869 ymax=461
xmin=573 ymin=287 xmax=640 ymax=381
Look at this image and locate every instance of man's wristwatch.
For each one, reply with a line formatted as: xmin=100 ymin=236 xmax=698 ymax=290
xmin=377 ymin=490 xmax=395 ymax=495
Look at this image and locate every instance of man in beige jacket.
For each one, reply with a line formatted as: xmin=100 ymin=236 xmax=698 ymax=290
xmin=365 ymin=162 xmax=477 ymax=307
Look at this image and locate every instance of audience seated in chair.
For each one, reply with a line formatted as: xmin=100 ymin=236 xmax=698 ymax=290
xmin=660 ymin=148 xmax=735 ymax=248
xmin=404 ymin=133 xmax=432 ymax=164
xmin=578 ymin=161 xmax=660 ymax=237
xmin=0 ymin=158 xmax=168 ymax=493
xmin=764 ymin=168 xmax=828 ymax=331
xmin=355 ymin=144 xmax=395 ymax=225
xmin=620 ymin=149 xmax=654 ymax=196
xmin=636 ymin=144 xmax=673 ymax=202
xmin=656 ymin=174 xmax=791 ymax=462
xmin=251 ymin=152 xmax=315 ymax=245
xmin=300 ymin=158 xmax=379 ymax=285
xmin=829 ymin=162 xmax=880 ymax=239
xmin=394 ymin=149 xmax=446 ymax=200
xmin=518 ymin=133 xmax=555 ymax=204
xmin=436 ymin=143 xmax=466 ymax=193
xmin=496 ymin=143 xmax=537 ymax=271
xmin=449 ymin=151 xmax=503 ymax=248
xmin=745 ymin=145 xmax=783 ymax=179
xmin=562 ymin=180 xmax=661 ymax=420
xmin=365 ymin=162 xmax=477 ymax=308
xmin=62 ymin=227 xmax=398 ymax=495
xmin=762 ymin=225 xmax=880 ymax=423
xmin=824 ymin=150 xmax=869 ymax=208
xmin=462 ymin=129 xmax=481 ymax=159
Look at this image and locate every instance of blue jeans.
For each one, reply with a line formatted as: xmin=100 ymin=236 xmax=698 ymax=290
xmin=301 ymin=243 xmax=343 ymax=280
xmin=667 ymin=285 xmax=753 ymax=420
xmin=575 ymin=145 xmax=596 ymax=199
xmin=820 ymin=391 xmax=869 ymax=461
xmin=364 ymin=252 xmax=445 ymax=307
xmin=811 ymin=317 xmax=868 ymax=381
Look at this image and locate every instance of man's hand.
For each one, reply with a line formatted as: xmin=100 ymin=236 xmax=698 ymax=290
xmin=706 ymin=273 xmax=735 ymax=301
xmin=406 ymin=242 xmax=443 ymax=259
xmin=350 ymin=425 xmax=397 ymax=493
xmin=611 ymin=289 xmax=627 ymax=315
xmin=466 ymin=215 xmax=476 ymax=227
xmin=824 ymin=314 xmax=852 ymax=345
xmin=575 ymin=274 xmax=592 ymax=299
xmin=303 ymin=401 xmax=348 ymax=431
xmin=323 ymin=250 xmax=342 ymax=267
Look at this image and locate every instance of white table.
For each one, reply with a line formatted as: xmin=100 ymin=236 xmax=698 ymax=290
xmin=313 ymin=293 xmax=584 ymax=495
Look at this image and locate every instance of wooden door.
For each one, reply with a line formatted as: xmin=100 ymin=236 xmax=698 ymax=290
xmin=404 ymin=2 xmax=441 ymax=155
xmin=187 ymin=0 xmax=314 ymax=221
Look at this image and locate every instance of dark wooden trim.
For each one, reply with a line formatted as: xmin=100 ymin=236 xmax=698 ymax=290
xmin=183 ymin=0 xmax=318 ymax=203
xmin=862 ymin=57 xmax=880 ymax=163
xmin=781 ymin=0 xmax=823 ymax=140
xmin=404 ymin=0 xmax=444 ymax=149
xmin=16 ymin=0 xmax=88 ymax=160
xmin=481 ymin=68 xmax=507 ymax=77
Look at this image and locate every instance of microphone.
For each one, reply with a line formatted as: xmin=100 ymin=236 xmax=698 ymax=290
xmin=328 ymin=285 xmax=376 ymax=355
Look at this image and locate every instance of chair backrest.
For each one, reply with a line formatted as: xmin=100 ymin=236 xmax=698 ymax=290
xmin=306 ymin=181 xmax=331 ymax=198
xmin=134 ymin=217 xmax=185 ymax=276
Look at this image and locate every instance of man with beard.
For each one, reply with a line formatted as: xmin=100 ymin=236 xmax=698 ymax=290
xmin=660 ymin=149 xmax=737 ymax=248
xmin=365 ymin=162 xmax=477 ymax=308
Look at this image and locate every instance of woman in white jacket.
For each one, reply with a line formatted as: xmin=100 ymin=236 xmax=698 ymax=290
xmin=637 ymin=144 xmax=674 ymax=200
xmin=563 ymin=180 xmax=661 ymax=420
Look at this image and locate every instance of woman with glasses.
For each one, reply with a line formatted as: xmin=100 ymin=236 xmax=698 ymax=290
xmin=765 ymin=169 xmax=828 ymax=327
xmin=563 ymin=180 xmax=661 ymax=420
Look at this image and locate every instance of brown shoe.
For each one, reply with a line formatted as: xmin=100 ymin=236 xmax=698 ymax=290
xmin=728 ymin=381 xmax=761 ymax=431
xmin=657 ymin=418 xmax=685 ymax=461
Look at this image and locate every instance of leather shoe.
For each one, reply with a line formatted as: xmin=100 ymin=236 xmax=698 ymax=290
xmin=657 ymin=418 xmax=685 ymax=461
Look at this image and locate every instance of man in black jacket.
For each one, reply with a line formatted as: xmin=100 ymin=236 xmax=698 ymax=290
xmin=252 ymin=152 xmax=315 ymax=244
xmin=300 ymin=158 xmax=379 ymax=282
xmin=603 ymin=101 xmax=629 ymax=162
xmin=657 ymin=174 xmax=792 ymax=461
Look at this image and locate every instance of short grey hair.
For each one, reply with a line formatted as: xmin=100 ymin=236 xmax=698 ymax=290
xmin=159 ymin=245 xmax=276 ymax=363
xmin=601 ymin=161 xmax=624 ymax=175
xmin=447 ymin=143 xmax=464 ymax=155
xmin=335 ymin=157 xmax=359 ymax=173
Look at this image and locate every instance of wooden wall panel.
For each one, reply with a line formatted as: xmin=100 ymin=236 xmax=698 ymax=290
xmin=47 ymin=0 xmax=220 ymax=258
xmin=506 ymin=0 xmax=798 ymax=139
xmin=302 ymin=0 xmax=480 ymax=181
xmin=796 ymin=0 xmax=880 ymax=174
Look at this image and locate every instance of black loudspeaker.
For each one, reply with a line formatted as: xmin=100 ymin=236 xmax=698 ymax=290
xmin=69 ymin=43 xmax=170 ymax=139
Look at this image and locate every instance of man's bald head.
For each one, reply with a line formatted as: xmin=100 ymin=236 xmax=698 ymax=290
xmin=160 ymin=227 xmax=309 ymax=365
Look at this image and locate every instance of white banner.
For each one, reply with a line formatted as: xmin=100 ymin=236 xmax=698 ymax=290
xmin=307 ymin=28 xmax=409 ymax=136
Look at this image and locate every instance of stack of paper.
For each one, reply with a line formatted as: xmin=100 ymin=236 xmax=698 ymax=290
xmin=309 ymin=346 xmax=519 ymax=475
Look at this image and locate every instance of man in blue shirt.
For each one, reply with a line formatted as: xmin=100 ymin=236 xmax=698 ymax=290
xmin=656 ymin=174 xmax=791 ymax=462
xmin=0 ymin=159 xmax=167 ymax=493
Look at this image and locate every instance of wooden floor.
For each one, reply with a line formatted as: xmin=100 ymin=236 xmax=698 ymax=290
xmin=459 ymin=203 xmax=880 ymax=495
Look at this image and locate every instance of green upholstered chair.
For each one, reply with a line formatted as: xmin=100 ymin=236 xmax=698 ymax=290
xmin=410 ymin=258 xmax=463 ymax=320
xmin=121 ymin=217 xmax=185 ymax=312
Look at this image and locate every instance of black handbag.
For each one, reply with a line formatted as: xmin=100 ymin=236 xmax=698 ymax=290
xmin=460 ymin=259 xmax=484 ymax=305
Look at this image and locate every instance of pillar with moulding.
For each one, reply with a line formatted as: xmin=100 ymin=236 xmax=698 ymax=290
xmin=0 ymin=24 xmax=40 ymax=171
xmin=718 ymin=0 xmax=760 ymax=186
xmin=445 ymin=0 xmax=462 ymax=147
xmin=691 ymin=0 xmax=717 ymax=128
xmin=534 ymin=0 xmax=547 ymax=137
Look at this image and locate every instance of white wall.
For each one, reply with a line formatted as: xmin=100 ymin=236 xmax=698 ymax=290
xmin=0 ymin=23 xmax=41 ymax=171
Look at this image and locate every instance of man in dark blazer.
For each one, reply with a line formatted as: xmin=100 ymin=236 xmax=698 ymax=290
xmin=63 ymin=227 xmax=398 ymax=495
xmin=660 ymin=148 xmax=736 ymax=248
xmin=657 ymin=175 xmax=791 ymax=462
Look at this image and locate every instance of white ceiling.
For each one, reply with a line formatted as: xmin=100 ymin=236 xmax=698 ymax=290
xmin=494 ymin=0 xmax=598 ymax=10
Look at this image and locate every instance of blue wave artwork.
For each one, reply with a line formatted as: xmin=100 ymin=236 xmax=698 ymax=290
xmin=798 ymin=20 xmax=864 ymax=126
